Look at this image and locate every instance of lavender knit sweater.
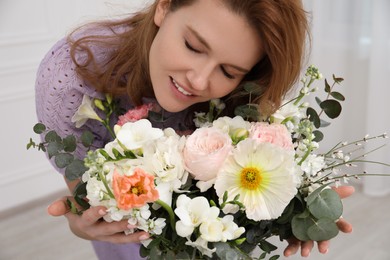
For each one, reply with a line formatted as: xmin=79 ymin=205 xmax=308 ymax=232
xmin=35 ymin=27 xmax=189 ymax=260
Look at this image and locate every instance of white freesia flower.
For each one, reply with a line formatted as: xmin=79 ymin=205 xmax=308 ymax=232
xmin=116 ymin=119 xmax=164 ymax=150
xmin=174 ymin=195 xmax=217 ymax=237
xmin=214 ymin=139 xmax=298 ymax=221
xmin=199 ymin=213 xmax=244 ymax=243
xmin=71 ymin=95 xmax=103 ymax=128
xmin=212 ymin=116 xmax=251 ymax=134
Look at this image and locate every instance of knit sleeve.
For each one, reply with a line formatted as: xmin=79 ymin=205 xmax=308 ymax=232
xmin=35 ymin=35 xmax=111 ymax=175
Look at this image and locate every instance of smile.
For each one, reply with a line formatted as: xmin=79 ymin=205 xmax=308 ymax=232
xmin=172 ymin=78 xmax=193 ymax=96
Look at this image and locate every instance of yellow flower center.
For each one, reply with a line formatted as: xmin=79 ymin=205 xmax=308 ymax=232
xmin=130 ymin=184 xmax=145 ymax=195
xmin=240 ymin=167 xmax=262 ymax=190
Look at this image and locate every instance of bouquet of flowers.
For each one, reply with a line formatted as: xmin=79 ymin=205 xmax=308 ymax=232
xmin=28 ymin=66 xmax=389 ymax=259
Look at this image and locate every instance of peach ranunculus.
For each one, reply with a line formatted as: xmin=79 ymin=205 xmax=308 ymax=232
xmin=183 ymin=127 xmax=232 ymax=182
xmin=117 ymin=103 xmax=154 ymax=126
xmin=249 ymin=122 xmax=294 ymax=150
xmin=112 ymin=168 xmax=159 ymax=210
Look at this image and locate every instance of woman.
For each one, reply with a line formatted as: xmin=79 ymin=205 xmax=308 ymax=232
xmin=36 ymin=0 xmax=353 ymax=259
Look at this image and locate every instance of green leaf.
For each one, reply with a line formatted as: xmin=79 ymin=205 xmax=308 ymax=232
xmin=315 ymin=97 xmax=322 ymax=106
xmin=65 ymin=159 xmax=88 ymax=180
xmin=243 ymin=82 xmax=262 ymax=95
xmin=324 ymin=79 xmax=331 ymax=93
xmin=26 ymin=138 xmax=35 ymax=150
xmin=330 ymin=91 xmax=345 ymax=101
xmin=307 ymin=218 xmax=339 ymax=241
xmin=63 ymin=135 xmax=77 ymax=152
xmin=291 ymin=212 xmax=315 ymax=241
xmin=259 ymin=240 xmax=277 ymax=253
xmin=214 ymin=242 xmax=252 ymax=260
xmin=308 ymin=189 xmax=343 ymax=220
xmin=33 ymin=123 xmax=46 ymax=134
xmin=320 ymin=99 xmax=342 ymax=119
xmin=45 ymin=130 xmax=62 ymax=143
xmin=54 ymin=153 xmax=74 ymax=168
xmin=269 ymin=255 xmax=281 ymax=260
xmin=333 ymin=74 xmax=344 ymax=84
xmin=234 ymin=104 xmax=259 ymax=121
xmin=47 ymin=142 xmax=63 ymax=159
xmin=81 ymin=131 xmax=94 ymax=147
xmin=312 ymin=130 xmax=324 ymax=142
xmin=73 ymin=182 xmax=90 ymax=210
xmin=320 ymin=119 xmax=331 ymax=128
xmin=306 ymin=107 xmax=320 ymax=128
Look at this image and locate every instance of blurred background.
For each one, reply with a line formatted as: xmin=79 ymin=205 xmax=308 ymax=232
xmin=0 ymin=0 xmax=389 ymax=259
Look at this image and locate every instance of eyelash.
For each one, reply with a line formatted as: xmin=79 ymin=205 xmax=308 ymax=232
xmin=184 ymin=40 xmax=235 ymax=80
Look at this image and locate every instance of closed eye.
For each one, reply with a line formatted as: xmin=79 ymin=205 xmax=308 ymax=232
xmin=185 ymin=40 xmax=201 ymax=53
xmin=221 ymin=66 xmax=235 ymax=79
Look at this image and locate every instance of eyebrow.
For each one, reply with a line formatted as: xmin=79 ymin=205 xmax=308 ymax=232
xmin=187 ymin=26 xmax=251 ymax=74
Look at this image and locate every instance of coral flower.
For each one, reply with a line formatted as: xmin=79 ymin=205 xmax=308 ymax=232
xmin=112 ymin=168 xmax=159 ymax=210
xmin=214 ymin=139 xmax=298 ymax=221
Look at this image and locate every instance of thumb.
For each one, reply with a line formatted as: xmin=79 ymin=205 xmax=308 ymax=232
xmin=47 ymin=196 xmax=71 ymax=217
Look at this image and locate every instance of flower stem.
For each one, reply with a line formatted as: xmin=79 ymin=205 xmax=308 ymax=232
xmin=98 ymin=171 xmax=115 ymax=199
xmin=155 ymin=199 xmax=175 ymax=231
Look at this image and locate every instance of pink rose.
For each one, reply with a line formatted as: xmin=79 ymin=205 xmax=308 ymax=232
xmin=117 ymin=103 xmax=154 ymax=126
xmin=183 ymin=127 xmax=232 ymax=181
xmin=249 ymin=122 xmax=293 ymax=150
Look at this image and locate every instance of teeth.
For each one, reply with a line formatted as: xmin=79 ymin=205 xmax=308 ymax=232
xmin=172 ymin=79 xmax=192 ymax=96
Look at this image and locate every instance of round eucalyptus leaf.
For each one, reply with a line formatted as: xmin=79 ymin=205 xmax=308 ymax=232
xmin=65 ymin=159 xmax=88 ymax=180
xmin=45 ymin=130 xmax=62 ymax=143
xmin=307 ymin=218 xmax=339 ymax=241
xmin=63 ymin=135 xmax=77 ymax=152
xmin=320 ymin=100 xmax=342 ymax=119
xmin=54 ymin=153 xmax=74 ymax=168
xmin=81 ymin=131 xmax=94 ymax=147
xmin=313 ymin=130 xmax=324 ymax=142
xmin=308 ymin=189 xmax=343 ymax=220
xmin=33 ymin=123 xmax=46 ymax=134
xmin=291 ymin=212 xmax=316 ymax=241
xmin=47 ymin=142 xmax=63 ymax=158
xmin=306 ymin=107 xmax=320 ymax=128
xmin=330 ymin=91 xmax=345 ymax=101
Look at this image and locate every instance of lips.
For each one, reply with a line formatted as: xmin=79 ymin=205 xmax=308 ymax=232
xmin=171 ymin=78 xmax=193 ymax=96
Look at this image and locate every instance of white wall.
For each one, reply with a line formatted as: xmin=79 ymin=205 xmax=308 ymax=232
xmin=0 ymin=0 xmax=151 ymax=211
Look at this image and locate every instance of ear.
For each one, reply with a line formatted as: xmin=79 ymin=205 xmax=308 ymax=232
xmin=154 ymin=0 xmax=170 ymax=27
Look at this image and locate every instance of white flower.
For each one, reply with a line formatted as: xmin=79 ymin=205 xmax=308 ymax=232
xmin=71 ymin=95 xmax=103 ymax=128
xmin=212 ymin=116 xmax=251 ymax=134
xmin=185 ymin=237 xmax=216 ymax=258
xmin=214 ymin=139 xmax=298 ymax=221
xmin=174 ymin=195 xmax=217 ymax=237
xmin=199 ymin=214 xmax=244 ymax=243
xmin=301 ymin=154 xmax=325 ymax=177
xmin=142 ymin=128 xmax=187 ymax=184
xmin=116 ymin=119 xmax=164 ymax=150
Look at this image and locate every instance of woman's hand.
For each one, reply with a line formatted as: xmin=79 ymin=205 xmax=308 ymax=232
xmin=47 ymin=197 xmax=150 ymax=244
xmin=284 ymin=185 xmax=355 ymax=257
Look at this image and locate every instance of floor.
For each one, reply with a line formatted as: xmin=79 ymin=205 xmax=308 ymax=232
xmin=1 ymin=185 xmax=389 ymax=260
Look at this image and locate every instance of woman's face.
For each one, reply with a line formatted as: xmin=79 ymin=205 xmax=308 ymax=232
xmin=149 ymin=0 xmax=263 ymax=112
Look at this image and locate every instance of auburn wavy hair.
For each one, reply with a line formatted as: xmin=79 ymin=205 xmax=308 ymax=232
xmin=69 ymin=0 xmax=309 ymax=115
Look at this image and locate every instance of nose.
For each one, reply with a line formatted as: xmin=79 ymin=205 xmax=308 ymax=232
xmin=186 ymin=62 xmax=214 ymax=91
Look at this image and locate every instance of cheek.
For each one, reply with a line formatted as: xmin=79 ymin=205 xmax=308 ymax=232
xmin=210 ymin=81 xmax=240 ymax=98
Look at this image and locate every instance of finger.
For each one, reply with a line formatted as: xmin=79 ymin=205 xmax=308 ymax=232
xmin=332 ymin=185 xmax=355 ymax=199
xmin=317 ymin=240 xmax=330 ymax=254
xmin=47 ymin=197 xmax=71 ymax=217
xmin=284 ymin=238 xmax=301 ymax=257
xmin=336 ymin=218 xmax=353 ymax=233
xmin=300 ymin=240 xmax=314 ymax=257
xmin=80 ymin=205 xmax=108 ymax=226
xmin=99 ymin=231 xmax=151 ymax=244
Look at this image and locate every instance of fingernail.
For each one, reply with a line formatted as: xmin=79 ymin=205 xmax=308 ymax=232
xmin=98 ymin=209 xmax=106 ymax=216
xmin=139 ymin=234 xmax=150 ymax=241
xmin=127 ymin=224 xmax=136 ymax=229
